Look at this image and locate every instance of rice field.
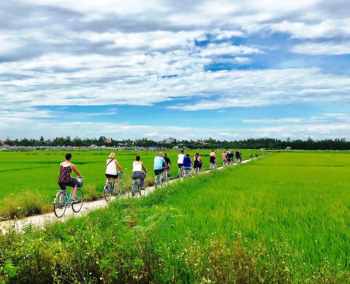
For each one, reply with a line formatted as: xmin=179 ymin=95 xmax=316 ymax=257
xmin=1 ymin=151 xmax=350 ymax=283
xmin=0 ymin=149 xmax=264 ymax=202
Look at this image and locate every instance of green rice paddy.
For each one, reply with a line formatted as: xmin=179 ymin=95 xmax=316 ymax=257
xmin=1 ymin=151 xmax=350 ymax=283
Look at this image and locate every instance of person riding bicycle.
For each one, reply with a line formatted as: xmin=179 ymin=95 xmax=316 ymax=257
xmin=209 ymin=150 xmax=217 ymax=168
xmin=177 ymin=150 xmax=185 ymax=169
xmin=222 ymin=151 xmax=228 ymax=166
xmin=106 ymin=152 xmax=123 ymax=189
xmin=164 ymin=153 xmax=172 ymax=177
xmin=235 ymin=150 xmax=241 ymax=163
xmin=58 ymin=153 xmax=83 ymax=203
xmin=193 ymin=152 xmax=203 ymax=172
xmin=227 ymin=149 xmax=234 ymax=164
xmin=154 ymin=152 xmax=168 ymax=182
xmin=183 ymin=154 xmax=194 ymax=175
xmin=132 ymin=155 xmax=147 ymax=190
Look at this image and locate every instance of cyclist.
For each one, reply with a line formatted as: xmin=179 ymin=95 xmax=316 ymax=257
xmin=58 ymin=153 xmax=83 ymax=203
xmin=154 ymin=152 xmax=168 ymax=181
xmin=235 ymin=150 xmax=241 ymax=163
xmin=222 ymin=151 xmax=228 ymax=166
xmin=193 ymin=152 xmax=203 ymax=172
xmin=177 ymin=150 xmax=185 ymax=169
xmin=132 ymin=155 xmax=147 ymax=190
xmin=227 ymin=149 xmax=234 ymax=165
xmin=209 ymin=150 xmax=217 ymax=169
xmin=106 ymin=152 xmax=123 ymax=189
xmin=164 ymin=153 xmax=172 ymax=177
xmin=183 ymin=154 xmax=194 ymax=175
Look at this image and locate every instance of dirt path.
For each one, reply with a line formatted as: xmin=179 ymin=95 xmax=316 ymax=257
xmin=0 ymin=158 xmax=257 ymax=234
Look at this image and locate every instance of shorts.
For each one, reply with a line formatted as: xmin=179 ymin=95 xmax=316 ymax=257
xmin=178 ymin=163 xmax=183 ymax=168
xmin=105 ymin=173 xmax=120 ymax=179
xmin=154 ymin=168 xmax=165 ymax=176
xmin=194 ymin=163 xmax=202 ymax=169
xmin=58 ymin=179 xmax=77 ymax=190
xmin=183 ymin=166 xmax=192 ymax=170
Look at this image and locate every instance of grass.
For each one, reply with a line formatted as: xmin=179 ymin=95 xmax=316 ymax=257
xmin=1 ymin=152 xmax=350 ymax=283
xmin=0 ymin=149 xmax=264 ymax=203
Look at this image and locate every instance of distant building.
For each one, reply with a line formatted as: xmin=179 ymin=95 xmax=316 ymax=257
xmin=106 ymin=140 xmax=112 ymax=143
xmin=286 ymin=147 xmax=292 ymax=150
xmin=91 ymin=144 xmax=96 ymax=148
xmin=173 ymin=146 xmax=179 ymax=150
xmin=163 ymin=137 xmax=175 ymax=144
xmin=45 ymin=140 xmax=52 ymax=144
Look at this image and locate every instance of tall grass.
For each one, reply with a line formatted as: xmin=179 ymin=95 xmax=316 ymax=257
xmin=0 ymin=190 xmax=51 ymax=219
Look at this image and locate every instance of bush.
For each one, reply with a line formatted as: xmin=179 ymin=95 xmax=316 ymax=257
xmin=0 ymin=190 xmax=51 ymax=219
xmin=83 ymin=184 xmax=99 ymax=201
xmin=255 ymin=153 xmax=259 ymax=157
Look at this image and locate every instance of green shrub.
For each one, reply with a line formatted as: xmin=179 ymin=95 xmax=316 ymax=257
xmin=0 ymin=190 xmax=50 ymax=219
xmin=84 ymin=184 xmax=99 ymax=201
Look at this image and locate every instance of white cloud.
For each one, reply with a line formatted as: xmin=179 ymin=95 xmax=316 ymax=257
xmin=265 ymin=19 xmax=350 ymax=39
xmin=291 ymin=42 xmax=350 ymax=55
xmin=0 ymin=36 xmax=21 ymax=54
xmin=200 ymin=43 xmax=263 ymax=56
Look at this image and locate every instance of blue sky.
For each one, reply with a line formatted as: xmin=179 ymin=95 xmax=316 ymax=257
xmin=1 ymin=0 xmax=350 ymax=141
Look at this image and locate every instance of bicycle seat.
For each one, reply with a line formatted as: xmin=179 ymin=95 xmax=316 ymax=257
xmin=132 ymin=177 xmax=138 ymax=180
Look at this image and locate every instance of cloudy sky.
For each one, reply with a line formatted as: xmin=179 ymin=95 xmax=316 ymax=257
xmin=1 ymin=0 xmax=350 ymax=141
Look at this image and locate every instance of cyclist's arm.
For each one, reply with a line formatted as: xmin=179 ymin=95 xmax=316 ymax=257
xmin=115 ymin=160 xmax=123 ymax=173
xmin=141 ymin=162 xmax=147 ymax=172
xmin=70 ymin=164 xmax=83 ymax=178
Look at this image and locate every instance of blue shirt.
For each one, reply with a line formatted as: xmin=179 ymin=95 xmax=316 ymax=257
xmin=183 ymin=157 xmax=191 ymax=167
xmin=154 ymin=156 xmax=166 ymax=170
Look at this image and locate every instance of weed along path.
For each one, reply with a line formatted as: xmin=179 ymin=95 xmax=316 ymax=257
xmin=0 ymin=158 xmax=258 ymax=234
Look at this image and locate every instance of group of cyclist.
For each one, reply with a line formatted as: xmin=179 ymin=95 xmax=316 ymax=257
xmin=57 ymin=149 xmax=243 ymax=195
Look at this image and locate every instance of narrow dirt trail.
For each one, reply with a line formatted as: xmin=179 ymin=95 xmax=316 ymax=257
xmin=0 ymin=158 xmax=257 ymax=234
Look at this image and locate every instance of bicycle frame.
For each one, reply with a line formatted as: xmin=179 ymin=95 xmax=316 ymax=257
xmin=178 ymin=167 xmax=184 ymax=178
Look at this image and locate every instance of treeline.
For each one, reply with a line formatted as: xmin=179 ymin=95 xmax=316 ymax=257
xmin=1 ymin=136 xmax=349 ymax=150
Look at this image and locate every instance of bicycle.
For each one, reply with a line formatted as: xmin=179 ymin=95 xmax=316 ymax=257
xmin=178 ymin=167 xmax=184 ymax=178
xmin=164 ymin=166 xmax=171 ymax=180
xmin=104 ymin=173 xmax=123 ymax=202
xmin=131 ymin=172 xmax=146 ymax=197
xmin=154 ymin=172 xmax=164 ymax=188
xmin=54 ymin=177 xmax=84 ymax=218
xmin=194 ymin=167 xmax=200 ymax=175
xmin=183 ymin=168 xmax=191 ymax=178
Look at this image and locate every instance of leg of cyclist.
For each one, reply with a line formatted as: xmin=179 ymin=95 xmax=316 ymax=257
xmin=71 ymin=184 xmax=77 ymax=200
xmin=161 ymin=168 xmax=166 ymax=181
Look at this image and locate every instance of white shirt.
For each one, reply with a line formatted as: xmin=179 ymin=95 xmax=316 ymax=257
xmin=177 ymin=154 xmax=185 ymax=164
xmin=106 ymin=159 xmax=117 ymax=175
xmin=133 ymin=161 xmax=142 ymax=172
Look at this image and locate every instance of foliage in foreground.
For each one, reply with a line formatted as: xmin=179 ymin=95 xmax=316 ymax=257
xmin=0 ymin=190 xmax=52 ymax=219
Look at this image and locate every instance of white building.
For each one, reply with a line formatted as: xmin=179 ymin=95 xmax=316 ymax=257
xmin=163 ymin=137 xmax=175 ymax=144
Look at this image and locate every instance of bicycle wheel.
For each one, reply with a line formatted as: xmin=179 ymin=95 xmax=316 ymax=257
xmin=54 ymin=191 xmax=67 ymax=218
xmin=137 ymin=184 xmax=142 ymax=196
xmin=104 ymin=182 xmax=112 ymax=201
xmin=131 ymin=181 xmax=138 ymax=197
xmin=72 ymin=189 xmax=84 ymax=213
